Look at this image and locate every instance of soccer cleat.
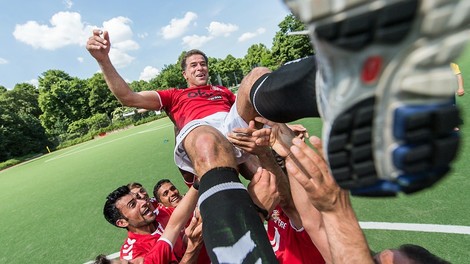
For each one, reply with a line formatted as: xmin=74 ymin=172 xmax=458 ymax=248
xmin=284 ymin=0 xmax=470 ymax=196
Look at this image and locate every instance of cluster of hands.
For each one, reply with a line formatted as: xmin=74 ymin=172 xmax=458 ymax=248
xmin=226 ymin=116 xmax=346 ymax=215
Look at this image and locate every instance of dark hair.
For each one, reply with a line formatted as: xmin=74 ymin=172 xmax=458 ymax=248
xmin=153 ymin=179 xmax=172 ymax=201
xmin=399 ymin=244 xmax=450 ymax=264
xmin=103 ymin=185 xmax=130 ymax=227
xmin=93 ymin=254 xmax=112 ymax=264
xmin=127 ymin=182 xmax=143 ymax=189
xmin=180 ymin=49 xmax=208 ymax=71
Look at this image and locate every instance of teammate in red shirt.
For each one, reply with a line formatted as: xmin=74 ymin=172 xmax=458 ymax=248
xmin=89 ymin=30 xmax=278 ymax=262
xmin=104 ymin=185 xmax=202 ymax=263
xmin=267 ymin=205 xmax=325 ymax=264
xmin=153 ymin=179 xmax=211 ymax=264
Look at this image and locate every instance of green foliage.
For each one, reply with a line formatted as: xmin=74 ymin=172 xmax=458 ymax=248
xmin=1 ymin=14 xmax=317 ymax=162
xmin=87 ymin=73 xmax=121 ymax=116
xmin=0 ymin=83 xmax=50 ymax=162
xmin=271 ymin=14 xmax=314 ymax=65
xmin=149 ymin=63 xmax=186 ymax=89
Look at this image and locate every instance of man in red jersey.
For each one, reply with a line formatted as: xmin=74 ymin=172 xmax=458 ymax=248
xmin=88 ymin=29 xmax=277 ymax=263
xmin=103 ymin=185 xmax=202 ymax=263
xmin=152 ymin=179 xmax=211 ymax=264
xmin=228 ymin=121 xmax=330 ymax=263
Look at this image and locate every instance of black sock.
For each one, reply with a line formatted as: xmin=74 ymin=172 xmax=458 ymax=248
xmin=250 ymin=56 xmax=320 ymax=123
xmin=198 ymin=167 xmax=277 ymax=264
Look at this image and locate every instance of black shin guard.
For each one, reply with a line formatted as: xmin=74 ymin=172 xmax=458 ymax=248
xmin=250 ymin=56 xmax=320 ymax=123
xmin=198 ymin=167 xmax=277 ymax=264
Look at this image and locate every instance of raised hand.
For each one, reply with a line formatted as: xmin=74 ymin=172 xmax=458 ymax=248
xmin=86 ymin=29 xmax=111 ymax=62
xmin=254 ymin=116 xmax=297 ymax=158
xmin=227 ymin=120 xmax=271 ymax=155
xmin=285 ymin=136 xmax=344 ymax=212
xmin=247 ymin=167 xmax=280 ymax=215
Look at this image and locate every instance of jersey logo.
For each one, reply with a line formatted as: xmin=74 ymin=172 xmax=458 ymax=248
xmin=212 ymin=231 xmax=260 ymax=264
xmin=269 ymin=227 xmax=281 ymax=252
xmin=122 ymin=238 xmax=136 ymax=260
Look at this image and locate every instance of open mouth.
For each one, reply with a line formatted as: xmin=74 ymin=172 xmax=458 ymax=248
xmin=142 ymin=206 xmax=152 ymax=216
xmin=170 ymin=196 xmax=180 ymax=203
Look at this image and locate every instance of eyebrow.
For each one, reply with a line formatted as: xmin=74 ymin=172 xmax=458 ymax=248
xmin=126 ymin=197 xmax=136 ymax=208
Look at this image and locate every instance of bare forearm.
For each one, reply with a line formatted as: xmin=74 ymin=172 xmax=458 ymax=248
xmin=178 ymin=242 xmax=203 ymax=264
xmin=96 ymin=57 xmax=136 ymax=106
xmin=288 ymin=176 xmax=332 ymax=263
xmin=321 ymin=191 xmax=373 ymax=264
xmin=163 ymin=187 xmax=198 ymax=244
xmin=257 ymin=150 xmax=294 ymax=210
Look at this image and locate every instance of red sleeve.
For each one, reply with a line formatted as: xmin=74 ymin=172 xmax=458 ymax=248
xmin=156 ymin=88 xmax=175 ymax=110
xmin=144 ymin=239 xmax=177 ymax=264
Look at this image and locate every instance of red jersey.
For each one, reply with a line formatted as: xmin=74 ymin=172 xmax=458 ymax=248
xmin=120 ymin=208 xmax=186 ymax=261
xmin=144 ymin=238 xmax=178 ymax=264
xmin=155 ymin=203 xmax=211 ymax=264
xmin=157 ymin=85 xmax=236 ymax=130
xmin=120 ymin=224 xmax=165 ymax=261
xmin=267 ymin=205 xmax=325 ymax=264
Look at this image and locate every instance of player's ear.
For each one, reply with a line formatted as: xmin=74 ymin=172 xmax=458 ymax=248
xmin=116 ymin=218 xmax=129 ymax=228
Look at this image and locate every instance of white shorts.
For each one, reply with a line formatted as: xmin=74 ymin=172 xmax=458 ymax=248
xmin=174 ymin=101 xmax=252 ymax=175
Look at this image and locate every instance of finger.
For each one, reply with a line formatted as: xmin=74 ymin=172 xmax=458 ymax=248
xmin=305 ymin=137 xmax=330 ymax=174
xmin=290 ymin=139 xmax=323 ymax=181
xmin=92 ymin=29 xmax=102 ymax=36
xmin=248 ymin=120 xmax=257 ymax=130
xmin=232 ymin=127 xmax=254 ymax=134
xmin=250 ymin=167 xmax=263 ymax=185
xmin=254 ymin=116 xmax=276 ymax=127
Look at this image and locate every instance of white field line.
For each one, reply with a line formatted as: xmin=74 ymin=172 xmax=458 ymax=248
xmin=359 ymin=221 xmax=470 ymax=235
xmin=84 ymin=222 xmax=470 ymax=263
xmin=46 ymin=123 xmax=172 ymax=163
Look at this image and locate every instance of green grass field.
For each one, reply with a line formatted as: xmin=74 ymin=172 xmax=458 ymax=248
xmin=1 ymin=46 xmax=470 ymax=263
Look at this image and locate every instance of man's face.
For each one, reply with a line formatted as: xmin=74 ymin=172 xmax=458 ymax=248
xmin=183 ymin=54 xmax=209 ymax=87
xmin=130 ymin=186 xmax=149 ymax=201
xmin=156 ymin=182 xmax=182 ymax=208
xmin=115 ymin=193 xmax=155 ymax=229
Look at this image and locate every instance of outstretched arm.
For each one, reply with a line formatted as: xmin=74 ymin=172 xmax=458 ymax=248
xmin=161 ymin=187 xmax=198 ymax=245
xmin=86 ymin=29 xmax=161 ymax=110
xmin=286 ymin=136 xmax=373 ymax=264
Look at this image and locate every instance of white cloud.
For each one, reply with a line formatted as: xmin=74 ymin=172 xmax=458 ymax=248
xmin=13 ymin=11 xmax=94 ymax=50
xmin=13 ymin=13 xmax=139 ymax=68
xmin=109 ymin=49 xmax=135 ymax=68
xmin=63 ymin=0 xmax=73 ymax=9
xmin=77 ymin=57 xmax=84 ymax=63
xmin=207 ymin=21 xmax=238 ymax=37
xmin=139 ymin=66 xmax=160 ymax=81
xmin=101 ymin=17 xmax=139 ymax=68
xmin=161 ymin=12 xmax=198 ymax=40
xmin=27 ymin=79 xmax=39 ymax=87
xmin=137 ymin=32 xmax=148 ymax=39
xmin=0 ymin=58 xmax=8 ymax=64
xmin=182 ymin=35 xmax=213 ymax=49
xmin=238 ymin=27 xmax=266 ymax=42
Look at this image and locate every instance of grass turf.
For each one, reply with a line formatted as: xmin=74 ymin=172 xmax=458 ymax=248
xmin=1 ymin=45 xmax=470 ymax=263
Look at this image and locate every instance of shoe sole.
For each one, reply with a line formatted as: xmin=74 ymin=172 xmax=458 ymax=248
xmin=287 ymin=0 xmax=469 ymax=196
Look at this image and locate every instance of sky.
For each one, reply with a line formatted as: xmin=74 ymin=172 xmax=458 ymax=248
xmin=0 ymin=0 xmax=292 ymax=90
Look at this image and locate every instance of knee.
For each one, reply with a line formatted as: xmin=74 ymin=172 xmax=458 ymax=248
xmin=245 ymin=67 xmax=271 ymax=83
xmin=186 ymin=127 xmax=232 ymax=155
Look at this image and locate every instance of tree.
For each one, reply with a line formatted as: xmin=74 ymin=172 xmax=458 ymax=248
xmin=149 ymin=63 xmax=185 ymax=89
xmin=129 ymin=80 xmax=154 ymax=92
xmin=0 ymin=83 xmax=49 ymax=162
xmin=38 ymin=70 xmax=92 ymax=140
xmin=87 ymin=73 xmax=121 ymax=117
xmin=242 ymin=44 xmax=273 ymax=74
xmin=271 ymin=14 xmax=314 ymax=66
